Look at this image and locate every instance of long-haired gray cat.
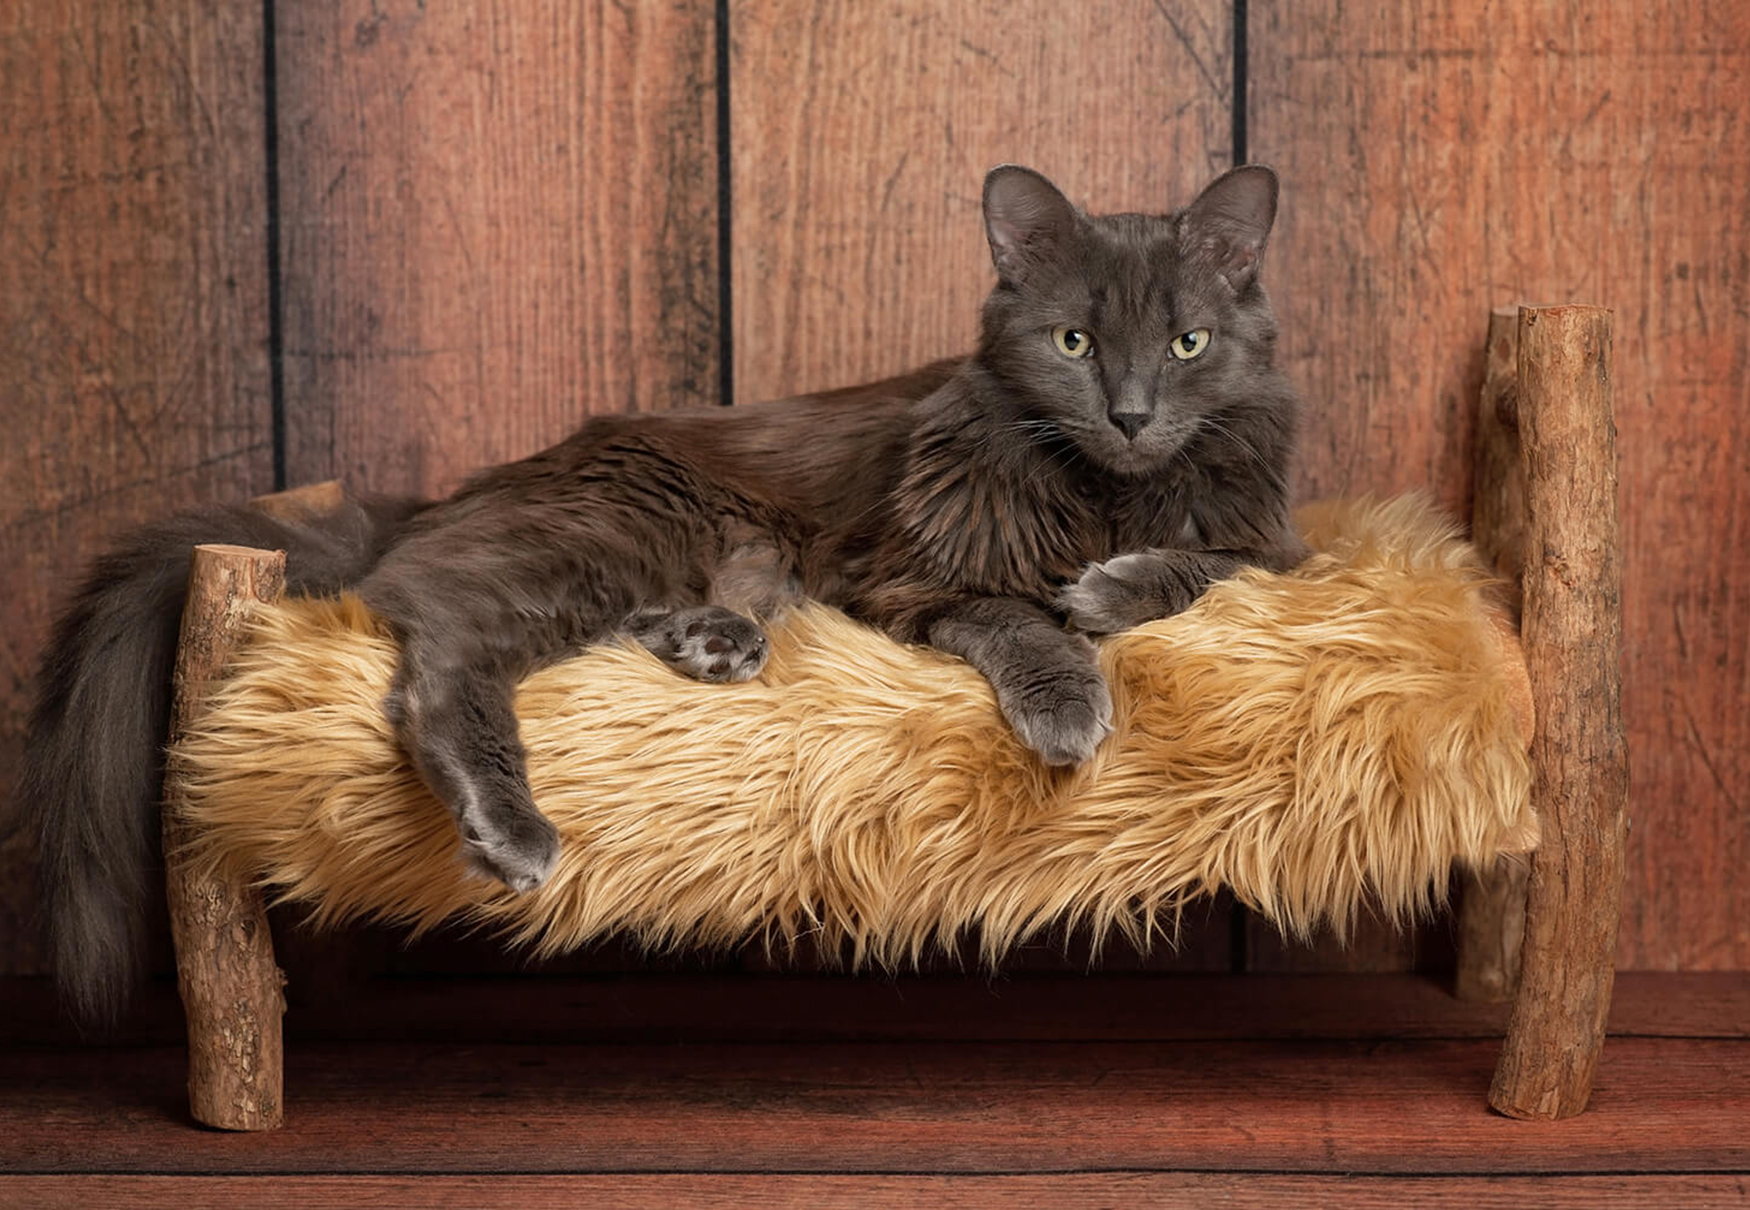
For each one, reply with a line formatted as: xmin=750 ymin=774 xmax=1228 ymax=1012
xmin=21 ymin=164 xmax=1304 ymax=1026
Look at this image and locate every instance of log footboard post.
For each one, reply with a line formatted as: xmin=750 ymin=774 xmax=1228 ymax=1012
xmin=163 ymin=543 xmax=288 ymax=1130
xmin=1487 ymin=304 xmax=1629 ymax=1120
xmin=1457 ymin=307 xmax=1530 ymax=1003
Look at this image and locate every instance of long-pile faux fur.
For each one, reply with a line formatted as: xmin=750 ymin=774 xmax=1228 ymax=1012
xmin=174 ymin=494 xmax=1537 ymax=966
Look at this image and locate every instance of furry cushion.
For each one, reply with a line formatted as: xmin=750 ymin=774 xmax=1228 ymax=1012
xmin=175 ymin=494 xmax=1536 ymax=966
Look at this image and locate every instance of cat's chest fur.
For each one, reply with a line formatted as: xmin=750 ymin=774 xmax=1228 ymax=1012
xmin=833 ymin=415 xmax=1193 ymax=636
xmin=906 ymin=453 xmax=1185 ymax=586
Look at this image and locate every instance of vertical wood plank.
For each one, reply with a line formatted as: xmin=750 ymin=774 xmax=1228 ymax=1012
xmin=1250 ymin=1 xmax=1750 ymax=970
xmin=730 ymin=0 xmax=1235 ymax=969
xmin=0 ymin=0 xmax=273 ymax=975
xmin=276 ymin=0 xmax=720 ymax=500
xmin=729 ymin=0 xmax=1235 ymax=404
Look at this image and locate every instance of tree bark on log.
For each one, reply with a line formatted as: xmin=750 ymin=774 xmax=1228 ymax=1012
xmin=1488 ymin=305 xmax=1629 ymax=1120
xmin=163 ymin=543 xmax=288 ymax=1130
xmin=250 ymin=479 xmax=345 ymax=521
xmin=1456 ymin=307 xmax=1531 ymax=1003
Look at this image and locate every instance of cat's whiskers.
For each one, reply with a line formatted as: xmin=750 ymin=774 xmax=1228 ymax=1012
xmin=1196 ymin=416 xmax=1276 ymax=476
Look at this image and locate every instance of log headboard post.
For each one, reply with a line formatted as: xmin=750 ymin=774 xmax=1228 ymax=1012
xmin=1484 ymin=304 xmax=1630 ymax=1120
xmin=1456 ymin=308 xmax=1532 ymax=1004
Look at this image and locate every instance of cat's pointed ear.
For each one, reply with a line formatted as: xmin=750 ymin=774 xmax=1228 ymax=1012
xmin=983 ymin=166 xmax=1079 ymax=283
xmin=1181 ymin=164 xmax=1278 ymax=291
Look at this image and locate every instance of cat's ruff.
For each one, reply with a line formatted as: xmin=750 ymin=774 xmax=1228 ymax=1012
xmin=172 ymin=493 xmax=1536 ymax=964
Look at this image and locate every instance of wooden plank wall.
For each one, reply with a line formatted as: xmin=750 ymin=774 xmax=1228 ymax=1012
xmin=0 ymin=0 xmax=1744 ymax=983
xmin=1248 ymin=1 xmax=1750 ymax=971
xmin=0 ymin=0 xmax=275 ymax=973
xmin=275 ymin=0 xmax=720 ymax=499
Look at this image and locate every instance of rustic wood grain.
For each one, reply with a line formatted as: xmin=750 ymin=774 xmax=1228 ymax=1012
xmin=0 ymin=0 xmax=274 ymax=976
xmin=1456 ymin=308 xmax=1530 ymax=1003
xmin=1245 ymin=906 xmax=1438 ymax=973
xmin=1469 ymin=306 xmax=1526 ymax=612
xmin=1249 ymin=1 xmax=1750 ymax=971
xmin=6 ymin=1174 xmax=1746 ymax=1209
xmin=11 ymin=971 xmax=1748 ymax=1048
xmin=275 ymin=0 xmax=720 ymax=500
xmin=163 ymin=544 xmax=288 ymax=1130
xmin=729 ymin=0 xmax=1235 ymax=969
xmin=1490 ymin=304 xmax=1628 ymax=1120
xmin=728 ymin=0 xmax=1234 ymax=404
xmin=250 ymin=480 xmax=346 ymax=521
xmin=1457 ymin=859 xmax=1530 ymax=1003
xmin=6 ymin=1038 xmax=1747 ymax=1174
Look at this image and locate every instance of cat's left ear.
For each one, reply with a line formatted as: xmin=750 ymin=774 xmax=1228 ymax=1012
xmin=983 ymin=165 xmax=1080 ymax=284
xmin=1181 ymin=165 xmax=1278 ymax=291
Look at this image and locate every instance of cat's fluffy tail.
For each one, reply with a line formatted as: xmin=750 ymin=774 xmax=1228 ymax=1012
xmin=19 ymin=494 xmax=425 ymax=1030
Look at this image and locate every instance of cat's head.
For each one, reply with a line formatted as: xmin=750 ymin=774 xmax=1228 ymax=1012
xmin=976 ymin=164 xmax=1283 ymax=477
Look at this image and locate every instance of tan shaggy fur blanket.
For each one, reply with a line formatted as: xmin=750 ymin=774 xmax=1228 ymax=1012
xmin=175 ymin=494 xmax=1537 ymax=967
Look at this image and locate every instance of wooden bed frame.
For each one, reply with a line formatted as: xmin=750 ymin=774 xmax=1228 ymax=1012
xmin=157 ymin=304 xmax=1627 ymax=1130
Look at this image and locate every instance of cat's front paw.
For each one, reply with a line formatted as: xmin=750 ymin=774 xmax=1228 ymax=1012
xmin=1057 ymin=553 xmax=1175 ymax=635
xmin=1001 ymin=662 xmax=1114 ymax=767
xmin=458 ymin=802 xmax=561 ymax=894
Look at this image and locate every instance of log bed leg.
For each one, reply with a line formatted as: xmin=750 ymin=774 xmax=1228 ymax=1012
xmin=1456 ymin=307 xmax=1529 ymax=1003
xmin=1487 ymin=305 xmax=1629 ymax=1120
xmin=163 ymin=543 xmax=289 ymax=1130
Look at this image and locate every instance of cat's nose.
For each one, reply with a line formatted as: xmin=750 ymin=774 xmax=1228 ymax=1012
xmin=1109 ymin=411 xmax=1149 ymax=442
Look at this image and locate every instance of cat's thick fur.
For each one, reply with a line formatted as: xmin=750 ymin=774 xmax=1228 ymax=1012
xmin=22 ymin=164 xmax=1304 ymax=1026
xmin=19 ymin=498 xmax=426 ymax=1026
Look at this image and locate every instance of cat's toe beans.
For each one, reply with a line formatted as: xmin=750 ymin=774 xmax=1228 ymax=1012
xmin=662 ymin=608 xmax=770 ymax=682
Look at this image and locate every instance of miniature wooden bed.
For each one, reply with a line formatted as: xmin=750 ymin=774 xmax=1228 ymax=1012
xmin=156 ymin=305 xmax=1625 ymax=1131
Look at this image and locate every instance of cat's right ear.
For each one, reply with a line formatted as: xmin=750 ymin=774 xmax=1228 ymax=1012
xmin=983 ymin=166 xmax=1079 ymax=284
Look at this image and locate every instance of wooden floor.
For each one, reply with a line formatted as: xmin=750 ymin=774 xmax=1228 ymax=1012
xmin=3 ymin=973 xmax=1747 ymax=1207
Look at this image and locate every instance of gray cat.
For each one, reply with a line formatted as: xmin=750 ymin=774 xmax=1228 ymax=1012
xmin=22 ymin=164 xmax=1304 ymax=1026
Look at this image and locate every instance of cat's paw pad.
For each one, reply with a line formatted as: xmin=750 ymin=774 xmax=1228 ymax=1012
xmin=643 ymin=606 xmax=770 ymax=683
xmin=459 ymin=806 xmax=561 ymax=894
xmin=1056 ymin=553 xmax=1168 ymax=635
xmin=1004 ymin=667 xmax=1114 ymax=767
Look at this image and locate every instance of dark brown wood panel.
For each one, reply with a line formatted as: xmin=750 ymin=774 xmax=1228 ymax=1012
xmin=1247 ymin=915 xmax=1435 ymax=973
xmin=0 ymin=1 xmax=274 ymax=974
xmin=276 ymin=0 xmax=720 ymax=499
xmin=11 ymin=971 xmax=1747 ymax=1048
xmin=6 ymin=1038 xmax=1748 ymax=1174
xmin=1249 ymin=2 xmax=1750 ymax=970
xmin=729 ymin=0 xmax=1234 ymax=405
xmin=6 ymin=1174 xmax=1746 ymax=1209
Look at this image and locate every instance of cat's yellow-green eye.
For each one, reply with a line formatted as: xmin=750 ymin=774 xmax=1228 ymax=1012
xmin=1169 ymin=328 xmax=1212 ymax=360
xmin=1052 ymin=326 xmax=1094 ymax=359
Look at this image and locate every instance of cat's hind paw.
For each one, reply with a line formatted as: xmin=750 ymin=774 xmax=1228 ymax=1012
xmin=631 ymin=605 xmax=770 ymax=683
